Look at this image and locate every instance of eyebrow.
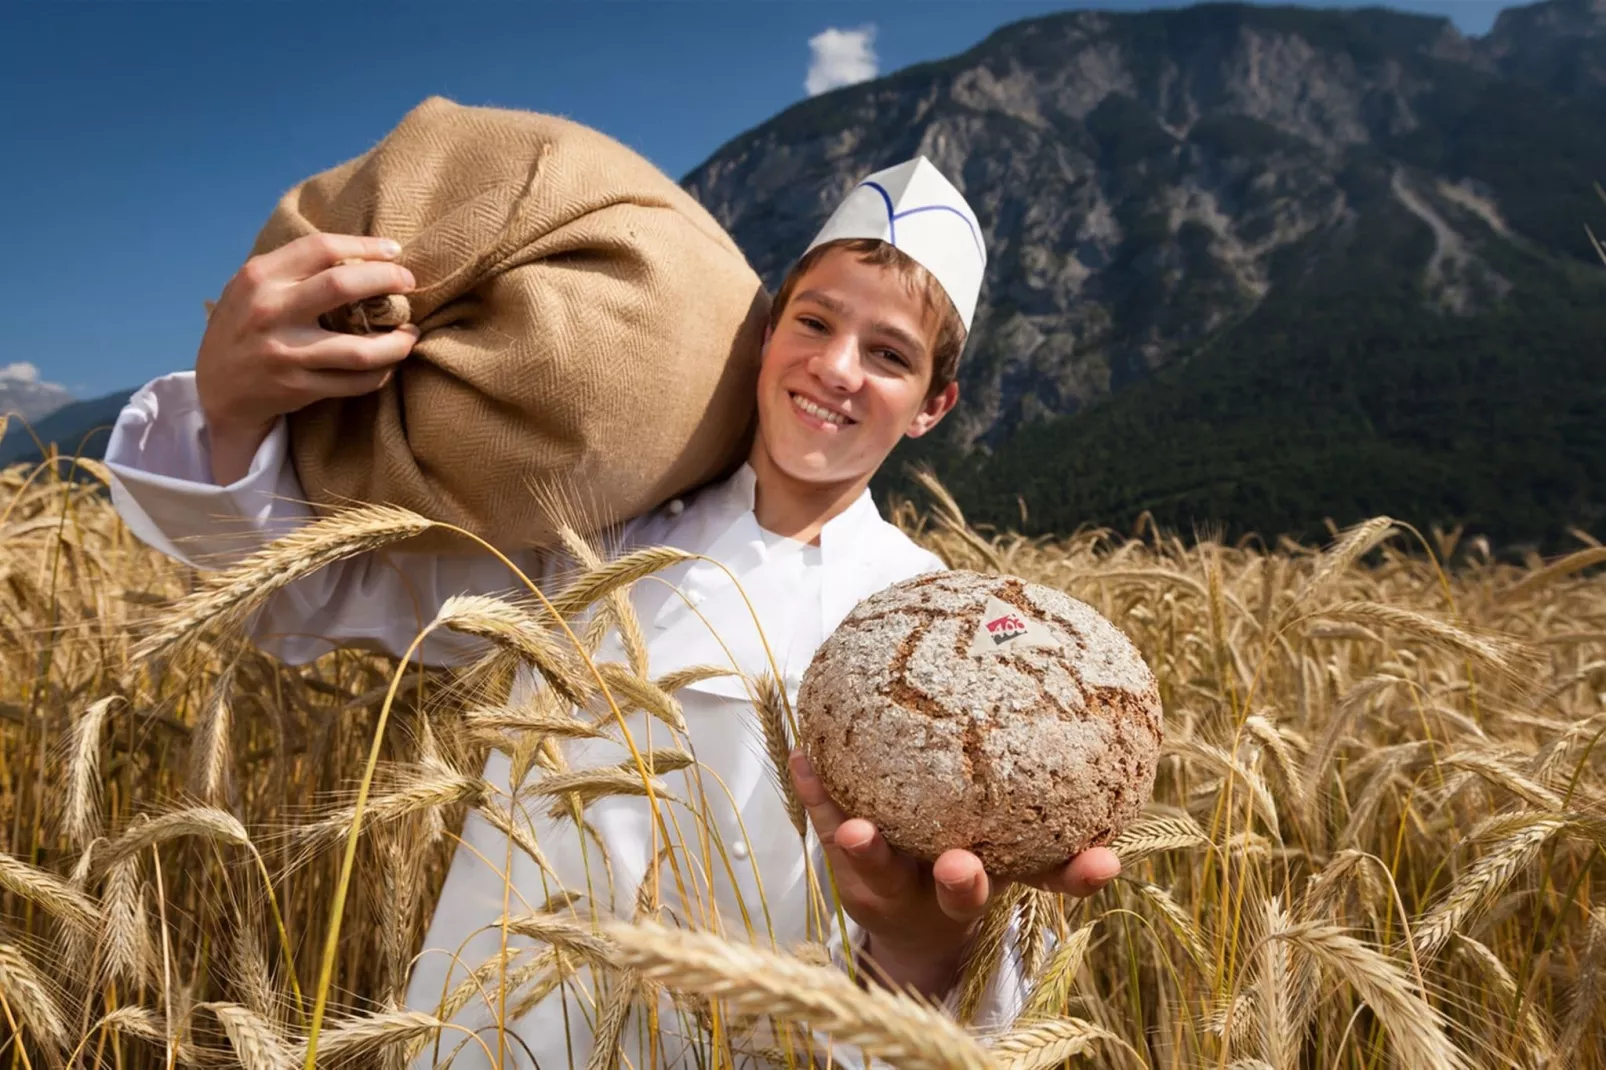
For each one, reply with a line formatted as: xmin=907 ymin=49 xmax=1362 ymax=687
xmin=793 ymin=289 xmax=930 ymax=361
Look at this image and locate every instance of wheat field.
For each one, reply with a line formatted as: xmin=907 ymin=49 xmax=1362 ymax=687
xmin=1 ymin=455 xmax=1602 ymax=1070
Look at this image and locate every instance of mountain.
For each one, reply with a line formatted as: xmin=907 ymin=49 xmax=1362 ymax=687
xmin=1479 ymin=0 xmax=1606 ymax=107
xmin=0 ymin=388 xmax=135 ymax=467
xmin=0 ymin=363 xmax=74 ymax=425
xmin=683 ymin=0 xmax=1606 ymax=551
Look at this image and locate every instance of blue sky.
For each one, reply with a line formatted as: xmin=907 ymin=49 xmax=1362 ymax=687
xmin=3 ymin=0 xmax=1519 ymax=400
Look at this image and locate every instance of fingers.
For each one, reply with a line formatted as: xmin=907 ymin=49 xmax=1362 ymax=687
xmin=279 ymin=260 xmax=416 ymax=324
xmin=293 ymin=367 xmax=396 ymax=401
xmin=1028 ymin=846 xmax=1122 ymax=899
xmin=834 ymin=819 xmax=917 ymax=900
xmin=252 ymin=233 xmax=405 ymax=283
xmin=789 ymin=750 xmax=845 ymax=845
xmin=294 ymin=324 xmax=420 ymax=372
xmin=932 ymin=850 xmax=992 ymax=923
xmin=790 ymin=751 xmax=915 ymax=900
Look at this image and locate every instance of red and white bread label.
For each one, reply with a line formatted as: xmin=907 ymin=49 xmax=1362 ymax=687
xmin=967 ymin=595 xmax=1062 ymax=658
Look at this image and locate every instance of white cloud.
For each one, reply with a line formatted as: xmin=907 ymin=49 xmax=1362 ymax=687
xmin=805 ymin=25 xmax=878 ymax=97
xmin=0 ymin=362 xmax=41 ymax=384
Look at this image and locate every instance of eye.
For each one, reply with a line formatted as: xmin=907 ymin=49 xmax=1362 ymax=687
xmin=874 ymin=348 xmax=910 ymax=368
xmin=797 ymin=315 xmax=828 ymax=333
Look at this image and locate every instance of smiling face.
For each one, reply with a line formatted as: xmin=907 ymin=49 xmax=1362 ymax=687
xmin=750 ymin=242 xmax=961 ymax=498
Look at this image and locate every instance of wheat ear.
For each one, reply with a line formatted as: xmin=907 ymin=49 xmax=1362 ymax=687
xmin=0 ymin=851 xmax=97 ymax=933
xmin=1309 ymin=600 xmax=1536 ymax=675
xmin=607 ymin=919 xmax=993 ymax=1070
xmin=1021 ymin=923 xmax=1096 ymax=1021
xmin=100 ymin=853 xmax=155 ymax=987
xmin=295 ymin=1009 xmax=443 ymax=1062
xmin=585 ymin=971 xmax=641 ymax=1070
xmin=1276 ymin=922 xmax=1469 ymax=1070
xmin=99 ymin=805 xmax=252 ymax=868
xmin=206 ymin=1001 xmax=294 ymax=1070
xmin=1559 ymin=906 xmax=1606 ymax=1056
xmin=65 ymin=695 xmax=120 ymax=848
xmin=989 ymin=1016 xmax=1125 ymax=1069
xmin=1286 ymin=517 xmax=1396 ymax=611
xmin=433 ymin=594 xmax=593 ymax=706
xmin=957 ymin=884 xmax=1025 ymax=1024
xmin=1110 ymin=813 xmax=1210 ymax=865
xmin=131 ymin=503 xmax=434 ymax=660
xmin=503 ymin=911 xmax=618 ymax=969
xmin=0 ymin=942 xmax=68 ymax=1057
xmin=1412 ymin=814 xmax=1566 ymax=960
xmin=595 ymin=662 xmax=688 ymax=733
xmin=550 ymin=546 xmax=697 ymax=618
xmin=754 ymin=671 xmax=806 ymax=838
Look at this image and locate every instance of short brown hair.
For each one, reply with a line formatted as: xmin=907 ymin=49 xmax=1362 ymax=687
xmin=768 ymin=238 xmax=966 ymax=400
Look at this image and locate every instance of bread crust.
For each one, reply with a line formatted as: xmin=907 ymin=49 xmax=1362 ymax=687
xmin=798 ymin=570 xmax=1163 ymax=878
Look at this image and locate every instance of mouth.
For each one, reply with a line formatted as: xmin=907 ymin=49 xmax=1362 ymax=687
xmin=788 ymin=391 xmax=856 ymax=430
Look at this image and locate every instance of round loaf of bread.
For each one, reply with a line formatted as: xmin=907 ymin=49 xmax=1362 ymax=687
xmin=797 ymin=570 xmax=1162 ymax=879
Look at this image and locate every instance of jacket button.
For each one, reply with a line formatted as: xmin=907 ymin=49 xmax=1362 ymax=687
xmin=667 ymin=499 xmax=685 ymax=516
xmin=731 ymin=840 xmax=750 ymax=861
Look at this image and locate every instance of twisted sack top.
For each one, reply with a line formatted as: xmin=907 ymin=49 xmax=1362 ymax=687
xmin=257 ymin=96 xmax=770 ymax=551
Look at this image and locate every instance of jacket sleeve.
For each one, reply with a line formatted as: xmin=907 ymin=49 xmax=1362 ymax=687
xmin=104 ymin=371 xmax=550 ymax=666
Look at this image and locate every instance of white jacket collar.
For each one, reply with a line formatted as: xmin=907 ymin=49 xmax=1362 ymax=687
xmin=706 ymin=462 xmax=881 ymax=562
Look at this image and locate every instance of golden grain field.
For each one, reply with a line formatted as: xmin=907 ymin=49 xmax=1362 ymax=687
xmin=1 ymin=457 xmax=1603 ymax=1070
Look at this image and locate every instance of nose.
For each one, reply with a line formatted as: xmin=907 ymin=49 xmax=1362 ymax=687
xmin=808 ymin=333 xmax=864 ymax=394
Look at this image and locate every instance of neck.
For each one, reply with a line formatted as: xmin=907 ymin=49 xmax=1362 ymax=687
xmin=746 ymin=442 xmax=870 ymax=546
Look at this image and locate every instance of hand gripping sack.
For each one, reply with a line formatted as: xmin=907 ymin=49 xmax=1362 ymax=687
xmin=254 ymin=97 xmax=769 ymax=552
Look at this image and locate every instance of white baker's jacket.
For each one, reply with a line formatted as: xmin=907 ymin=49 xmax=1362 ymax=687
xmin=104 ymin=373 xmax=1028 ymax=1069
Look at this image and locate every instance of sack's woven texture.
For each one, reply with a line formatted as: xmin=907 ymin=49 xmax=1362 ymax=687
xmin=258 ymin=96 xmax=769 ymax=551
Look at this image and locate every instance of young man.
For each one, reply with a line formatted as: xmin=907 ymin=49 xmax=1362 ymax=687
xmin=107 ymin=158 xmax=1120 ymax=1067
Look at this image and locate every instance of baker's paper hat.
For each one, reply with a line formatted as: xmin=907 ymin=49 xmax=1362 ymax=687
xmin=805 ymin=157 xmax=987 ymax=331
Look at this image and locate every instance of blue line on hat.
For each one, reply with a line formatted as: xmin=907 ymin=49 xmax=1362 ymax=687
xmin=860 ymin=181 xmax=899 ymax=246
xmin=892 ymin=204 xmax=985 ymax=259
xmin=857 ymin=181 xmax=984 ymax=260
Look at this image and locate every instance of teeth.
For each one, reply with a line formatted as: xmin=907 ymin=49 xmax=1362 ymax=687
xmin=791 ymin=393 xmax=848 ymax=426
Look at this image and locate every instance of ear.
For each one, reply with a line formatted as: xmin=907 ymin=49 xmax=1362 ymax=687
xmin=905 ymin=382 xmax=959 ymax=439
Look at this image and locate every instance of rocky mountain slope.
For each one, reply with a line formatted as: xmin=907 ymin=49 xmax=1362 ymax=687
xmin=684 ymin=0 xmax=1606 ymax=549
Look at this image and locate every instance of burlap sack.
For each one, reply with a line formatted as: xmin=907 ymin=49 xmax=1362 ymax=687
xmin=255 ymin=96 xmax=769 ymax=552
